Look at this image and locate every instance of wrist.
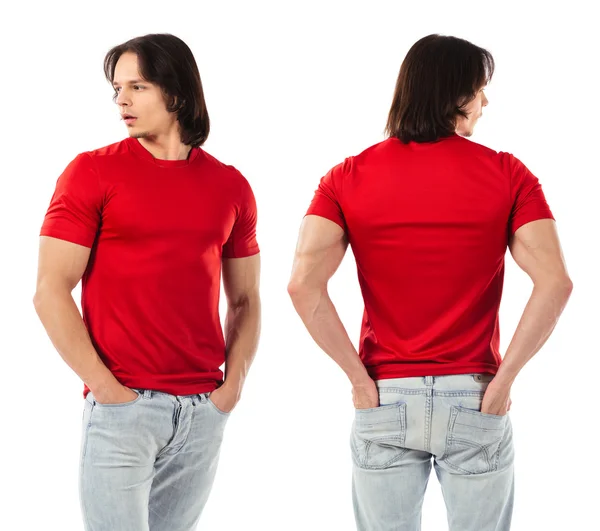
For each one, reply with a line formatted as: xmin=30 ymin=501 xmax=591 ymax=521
xmin=494 ymin=364 xmax=518 ymax=387
xmin=220 ymin=379 xmax=243 ymax=398
xmin=86 ymin=366 xmax=121 ymax=396
xmin=349 ymin=370 xmax=374 ymax=388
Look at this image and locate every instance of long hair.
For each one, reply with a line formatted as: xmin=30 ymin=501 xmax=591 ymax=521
xmin=104 ymin=33 xmax=210 ymax=147
xmin=385 ymin=34 xmax=495 ymax=143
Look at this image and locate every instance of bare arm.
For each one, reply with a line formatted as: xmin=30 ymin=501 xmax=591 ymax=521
xmin=210 ymin=254 xmax=261 ymax=412
xmin=481 ymin=219 xmax=573 ymax=415
xmin=287 ymin=215 xmax=378 ymax=408
xmin=495 ymin=219 xmax=573 ymax=385
xmin=33 ymin=236 xmax=133 ymax=402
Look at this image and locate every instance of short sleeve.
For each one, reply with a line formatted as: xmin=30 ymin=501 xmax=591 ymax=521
xmin=222 ymin=177 xmax=260 ymax=259
xmin=305 ymin=160 xmax=348 ymax=231
xmin=40 ymin=153 xmax=103 ymax=248
xmin=506 ymin=153 xmax=555 ymax=235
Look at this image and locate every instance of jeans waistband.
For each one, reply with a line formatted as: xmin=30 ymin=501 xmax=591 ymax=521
xmin=375 ymin=373 xmax=495 ymax=391
xmin=133 ymin=389 xmax=211 ymax=405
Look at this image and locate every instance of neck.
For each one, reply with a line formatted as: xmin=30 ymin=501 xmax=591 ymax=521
xmin=135 ymin=133 xmax=192 ymax=161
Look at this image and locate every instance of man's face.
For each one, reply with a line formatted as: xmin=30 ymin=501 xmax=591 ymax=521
xmin=113 ymin=52 xmax=178 ymax=139
xmin=455 ymin=87 xmax=489 ymax=137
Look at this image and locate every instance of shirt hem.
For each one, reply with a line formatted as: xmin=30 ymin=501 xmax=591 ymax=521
xmin=304 ymin=210 xmax=346 ymax=231
xmin=222 ymin=247 xmax=261 ymax=259
xmin=82 ymin=381 xmax=219 ymax=399
xmin=368 ymin=363 xmax=500 ymax=381
xmin=40 ymin=227 xmax=95 ymax=248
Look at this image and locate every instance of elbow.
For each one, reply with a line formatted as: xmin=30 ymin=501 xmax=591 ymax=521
xmin=32 ymin=289 xmax=46 ymax=311
xmin=287 ymin=279 xmax=302 ymax=300
xmin=33 ymin=281 xmax=71 ymax=312
xmin=229 ymin=289 xmax=260 ymax=311
xmin=287 ymin=278 xmax=324 ymax=317
xmin=536 ymin=275 xmax=574 ymax=297
xmin=32 ymin=288 xmax=49 ymax=318
xmin=554 ymin=274 xmax=574 ymax=295
xmin=287 ymin=278 xmax=313 ymax=302
xmin=558 ymin=278 xmax=574 ymax=305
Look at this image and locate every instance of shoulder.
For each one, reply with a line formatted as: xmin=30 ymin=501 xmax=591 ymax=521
xmin=198 ymin=149 xmax=255 ymax=203
xmin=199 ymin=149 xmax=249 ymax=182
xmin=86 ymin=138 xmax=130 ymax=159
xmin=325 ymin=138 xmax=395 ymax=183
xmin=75 ymin=138 xmax=133 ymax=173
xmin=455 ymin=137 xmax=524 ymax=174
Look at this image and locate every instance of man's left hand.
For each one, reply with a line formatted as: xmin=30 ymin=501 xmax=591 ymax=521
xmin=209 ymin=384 xmax=240 ymax=414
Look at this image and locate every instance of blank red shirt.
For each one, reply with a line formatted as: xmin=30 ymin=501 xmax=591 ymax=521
xmin=41 ymin=137 xmax=259 ymax=398
xmin=306 ymin=133 xmax=554 ymax=380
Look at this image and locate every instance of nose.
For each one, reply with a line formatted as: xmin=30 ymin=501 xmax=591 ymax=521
xmin=115 ymin=88 xmax=131 ymax=107
xmin=482 ymin=92 xmax=489 ymax=107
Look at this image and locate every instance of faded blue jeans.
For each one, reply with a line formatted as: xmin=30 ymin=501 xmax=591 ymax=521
xmin=79 ymin=388 xmax=230 ymax=531
xmin=351 ymin=373 xmax=514 ymax=531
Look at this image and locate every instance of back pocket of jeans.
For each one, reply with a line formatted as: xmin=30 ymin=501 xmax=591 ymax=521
xmin=351 ymin=402 xmax=407 ymax=470
xmin=444 ymin=405 xmax=507 ymax=474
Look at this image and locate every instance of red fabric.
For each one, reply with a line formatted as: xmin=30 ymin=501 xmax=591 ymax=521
xmin=306 ymin=134 xmax=554 ymax=380
xmin=41 ymin=137 xmax=259 ymax=398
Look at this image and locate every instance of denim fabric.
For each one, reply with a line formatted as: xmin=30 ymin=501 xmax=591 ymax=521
xmin=351 ymin=373 xmax=514 ymax=531
xmin=79 ymin=388 xmax=229 ymax=531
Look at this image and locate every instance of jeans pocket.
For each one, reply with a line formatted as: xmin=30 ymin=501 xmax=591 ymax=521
xmin=351 ymin=402 xmax=407 ymax=470
xmin=88 ymin=389 xmax=142 ymax=408
xmin=444 ymin=405 xmax=507 ymax=474
xmin=207 ymin=395 xmax=231 ymax=417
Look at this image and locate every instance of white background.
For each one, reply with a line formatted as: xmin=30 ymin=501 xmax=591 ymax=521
xmin=1 ymin=1 xmax=598 ymax=530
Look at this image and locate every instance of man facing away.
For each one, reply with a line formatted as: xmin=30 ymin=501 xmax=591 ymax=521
xmin=288 ymin=34 xmax=573 ymax=531
xmin=33 ymin=34 xmax=261 ymax=531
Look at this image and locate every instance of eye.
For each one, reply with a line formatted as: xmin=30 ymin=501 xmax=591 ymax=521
xmin=133 ymin=85 xmax=143 ymax=90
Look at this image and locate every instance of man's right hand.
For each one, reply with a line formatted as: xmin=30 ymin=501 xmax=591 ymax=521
xmin=91 ymin=383 xmax=139 ymax=405
xmin=352 ymin=378 xmax=380 ymax=409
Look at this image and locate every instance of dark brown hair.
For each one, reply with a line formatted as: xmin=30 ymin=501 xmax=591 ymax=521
xmin=104 ymin=33 xmax=210 ymax=147
xmin=385 ymin=34 xmax=494 ymax=143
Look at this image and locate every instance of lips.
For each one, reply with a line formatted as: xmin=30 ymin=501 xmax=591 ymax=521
xmin=122 ymin=114 xmax=137 ymax=119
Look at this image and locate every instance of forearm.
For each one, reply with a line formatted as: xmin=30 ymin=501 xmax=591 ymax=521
xmin=222 ymin=293 xmax=261 ymax=397
xmin=495 ymin=279 xmax=573 ymax=386
xmin=289 ymin=285 xmax=371 ymax=386
xmin=33 ymin=288 xmax=119 ymax=393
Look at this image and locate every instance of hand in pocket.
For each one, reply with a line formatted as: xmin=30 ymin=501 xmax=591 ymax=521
xmin=93 ymin=384 xmax=139 ymax=405
xmin=481 ymin=379 xmax=511 ymax=416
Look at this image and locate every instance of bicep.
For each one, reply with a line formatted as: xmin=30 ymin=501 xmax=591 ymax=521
xmin=508 ymin=219 xmax=570 ymax=284
xmin=36 ymin=236 xmax=92 ymax=292
xmin=222 ymin=253 xmax=261 ymax=305
xmin=289 ymin=214 xmax=348 ymax=288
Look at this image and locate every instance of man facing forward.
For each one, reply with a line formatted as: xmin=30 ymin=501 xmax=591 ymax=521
xmin=34 ymin=33 xmax=261 ymax=531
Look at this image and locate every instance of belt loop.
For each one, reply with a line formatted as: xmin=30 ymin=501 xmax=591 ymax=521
xmin=423 ymin=376 xmax=434 ymax=386
xmin=198 ymin=393 xmax=207 ymax=404
xmin=143 ymin=389 xmax=152 ymax=399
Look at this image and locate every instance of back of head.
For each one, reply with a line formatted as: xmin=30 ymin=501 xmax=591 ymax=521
xmin=103 ymin=33 xmax=210 ymax=147
xmin=386 ymin=34 xmax=494 ymax=143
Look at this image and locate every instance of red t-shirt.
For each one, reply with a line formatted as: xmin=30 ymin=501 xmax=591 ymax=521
xmin=306 ymin=133 xmax=554 ymax=380
xmin=41 ymin=137 xmax=260 ymax=398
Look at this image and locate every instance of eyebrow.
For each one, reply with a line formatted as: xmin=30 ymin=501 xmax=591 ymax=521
xmin=112 ymin=79 xmax=146 ymax=87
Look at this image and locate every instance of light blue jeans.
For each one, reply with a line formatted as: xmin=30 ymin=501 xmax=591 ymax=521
xmin=79 ymin=388 xmax=230 ymax=531
xmin=351 ymin=373 xmax=514 ymax=531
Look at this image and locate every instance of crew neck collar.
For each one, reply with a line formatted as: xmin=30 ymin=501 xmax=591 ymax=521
xmin=391 ymin=132 xmax=461 ymax=148
xmin=413 ymin=132 xmax=460 ymax=144
xmin=126 ymin=137 xmax=201 ymax=168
